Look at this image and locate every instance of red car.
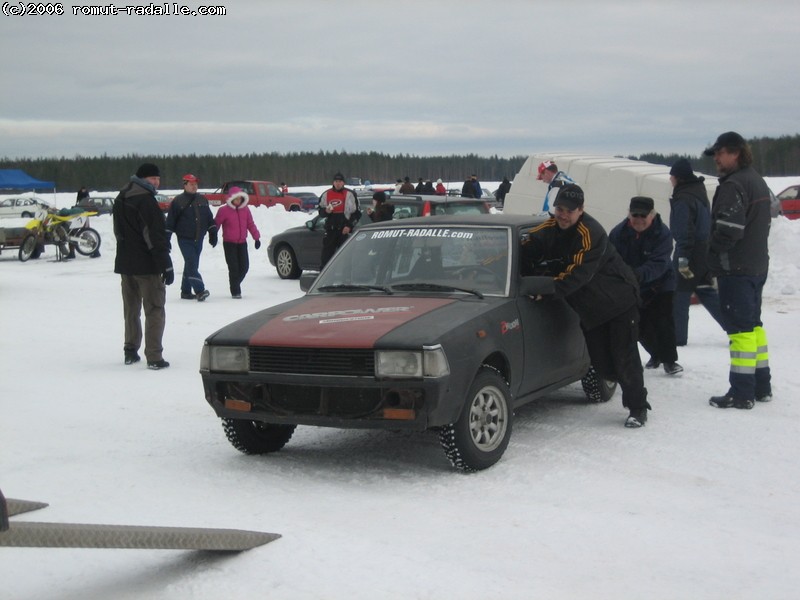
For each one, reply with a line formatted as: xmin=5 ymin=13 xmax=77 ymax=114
xmin=776 ymin=185 xmax=800 ymax=219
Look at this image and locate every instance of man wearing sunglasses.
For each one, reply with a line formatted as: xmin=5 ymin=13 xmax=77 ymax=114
xmin=610 ymin=196 xmax=682 ymax=376
xmin=522 ymin=184 xmax=650 ymax=428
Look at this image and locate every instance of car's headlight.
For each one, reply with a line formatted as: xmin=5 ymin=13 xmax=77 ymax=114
xmin=375 ymin=346 xmax=449 ymax=378
xmin=202 ymin=345 xmax=249 ymax=372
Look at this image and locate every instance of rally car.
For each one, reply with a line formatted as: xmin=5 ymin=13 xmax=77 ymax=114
xmin=200 ymin=214 xmax=615 ymax=471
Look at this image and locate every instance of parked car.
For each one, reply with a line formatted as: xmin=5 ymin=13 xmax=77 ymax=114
xmin=267 ymin=195 xmax=490 ymax=278
xmin=201 ymin=214 xmax=614 ymax=472
xmin=0 ymin=196 xmax=51 ymax=218
xmin=776 ymin=184 xmax=800 ymax=219
xmin=291 ymin=191 xmax=320 ymax=212
xmin=73 ymin=196 xmax=116 ymax=215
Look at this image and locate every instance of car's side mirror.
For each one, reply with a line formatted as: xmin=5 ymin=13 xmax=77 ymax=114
xmin=299 ymin=272 xmax=318 ymax=292
xmin=519 ymin=276 xmax=555 ymax=296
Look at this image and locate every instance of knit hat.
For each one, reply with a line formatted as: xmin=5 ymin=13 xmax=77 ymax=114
xmin=333 ymin=172 xmax=345 ymax=181
xmin=373 ymin=191 xmax=387 ymax=203
xmin=669 ymin=159 xmax=694 ymax=180
xmin=553 ymin=184 xmax=584 ymax=210
xmin=136 ymin=163 xmax=160 ymax=178
xmin=703 ymin=131 xmax=746 ymax=156
xmin=629 ymin=196 xmax=654 ymax=213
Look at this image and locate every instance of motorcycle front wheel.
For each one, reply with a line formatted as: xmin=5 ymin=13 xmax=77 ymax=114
xmin=71 ymin=228 xmax=101 ymax=256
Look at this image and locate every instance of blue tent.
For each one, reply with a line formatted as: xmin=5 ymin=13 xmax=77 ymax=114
xmin=0 ymin=169 xmax=55 ymax=190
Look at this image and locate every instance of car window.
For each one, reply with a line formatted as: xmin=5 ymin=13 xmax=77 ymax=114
xmin=313 ymin=225 xmax=511 ymax=297
xmin=0 ymin=199 xmax=12 ymax=207
xmin=778 ymin=186 xmax=800 ymax=200
xmin=432 ymin=202 xmax=487 ymax=215
xmin=391 ymin=202 xmax=422 ymax=219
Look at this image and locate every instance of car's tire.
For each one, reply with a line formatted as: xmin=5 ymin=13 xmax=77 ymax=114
xmin=288 ymin=204 xmax=301 ymax=212
xmin=72 ymin=227 xmax=101 ymax=256
xmin=18 ymin=234 xmax=37 ymax=261
xmin=439 ymin=365 xmax=513 ymax=472
xmin=275 ymin=245 xmax=302 ymax=279
xmin=21 ymin=211 xmax=34 ymax=218
xmin=581 ymin=366 xmax=617 ymax=403
xmin=222 ymin=418 xmax=297 ymax=454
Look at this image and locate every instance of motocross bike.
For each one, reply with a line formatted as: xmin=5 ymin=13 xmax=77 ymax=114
xmin=19 ymin=209 xmax=102 ymax=261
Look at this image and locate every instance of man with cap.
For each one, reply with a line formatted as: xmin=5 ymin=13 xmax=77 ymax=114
xmin=537 ymin=161 xmax=574 ymax=213
xmin=112 ymin=162 xmax=174 ymax=370
xmin=522 ymin=184 xmax=651 ymax=427
xmin=318 ymin=172 xmax=361 ymax=267
xmin=668 ymin=158 xmax=726 ymax=346
xmin=704 ymin=132 xmax=773 ymax=409
xmin=165 ymin=174 xmax=218 ymax=301
xmin=610 ymin=196 xmax=682 ymax=375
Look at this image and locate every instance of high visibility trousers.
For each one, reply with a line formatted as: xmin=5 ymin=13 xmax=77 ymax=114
xmin=728 ymin=325 xmax=771 ymax=401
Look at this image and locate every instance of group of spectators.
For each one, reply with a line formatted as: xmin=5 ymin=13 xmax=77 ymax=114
xmin=523 ymin=131 xmax=772 ymax=427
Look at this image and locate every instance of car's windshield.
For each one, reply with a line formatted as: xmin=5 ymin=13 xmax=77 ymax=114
xmin=311 ymin=225 xmax=511 ymax=297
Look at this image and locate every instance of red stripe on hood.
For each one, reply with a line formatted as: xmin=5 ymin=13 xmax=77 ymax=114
xmin=249 ymin=296 xmax=454 ymax=348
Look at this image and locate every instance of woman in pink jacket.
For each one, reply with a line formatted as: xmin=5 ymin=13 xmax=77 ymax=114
xmin=214 ymin=187 xmax=261 ymax=298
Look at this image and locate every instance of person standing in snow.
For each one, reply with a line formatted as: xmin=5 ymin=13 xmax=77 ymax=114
xmin=668 ymin=158 xmax=726 ymax=345
xmin=435 ymin=179 xmax=447 ymax=196
xmin=214 ymin=186 xmax=261 ymax=299
xmin=318 ymin=172 xmax=361 ymax=267
xmin=165 ymin=174 xmax=218 ymax=302
xmin=461 ymin=174 xmax=483 ymax=198
xmin=610 ymin=196 xmax=682 ymax=375
xmin=521 ymin=184 xmax=651 ymax=428
xmin=537 ymin=161 xmax=575 ymax=213
xmin=496 ymin=176 xmax=512 ymax=206
xmin=704 ymin=132 xmax=773 ymax=409
xmin=112 ymin=162 xmax=173 ymax=370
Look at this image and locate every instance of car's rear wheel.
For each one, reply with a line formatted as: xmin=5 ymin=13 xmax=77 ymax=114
xmin=581 ymin=366 xmax=617 ymax=402
xmin=18 ymin=234 xmax=37 ymax=261
xmin=439 ymin=366 xmax=513 ymax=472
xmin=72 ymin=227 xmax=101 ymax=256
xmin=275 ymin=245 xmax=301 ymax=279
xmin=21 ymin=211 xmax=34 ymax=218
xmin=222 ymin=418 xmax=297 ymax=454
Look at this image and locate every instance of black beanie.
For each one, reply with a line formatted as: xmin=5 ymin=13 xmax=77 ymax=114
xmin=373 ymin=191 xmax=387 ymax=203
xmin=136 ymin=163 xmax=160 ymax=178
xmin=669 ymin=159 xmax=694 ymax=180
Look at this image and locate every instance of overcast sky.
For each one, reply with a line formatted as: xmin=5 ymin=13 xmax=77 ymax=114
xmin=1 ymin=0 xmax=797 ymax=160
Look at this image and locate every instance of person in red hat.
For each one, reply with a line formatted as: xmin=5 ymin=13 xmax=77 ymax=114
xmin=165 ymin=174 xmax=218 ymax=301
xmin=536 ymin=160 xmax=574 ymax=213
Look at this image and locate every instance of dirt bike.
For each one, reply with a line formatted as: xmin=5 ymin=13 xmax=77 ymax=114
xmin=18 ymin=208 xmax=102 ymax=261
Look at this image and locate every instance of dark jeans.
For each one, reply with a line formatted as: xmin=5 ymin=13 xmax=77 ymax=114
xmin=717 ymin=274 xmax=771 ymax=401
xmin=120 ymin=274 xmax=166 ymax=362
xmin=223 ymin=241 xmax=249 ymax=296
xmin=321 ymin=228 xmax=348 ymax=267
xmin=640 ymin=291 xmax=678 ymax=363
xmin=673 ymin=285 xmax=725 ymax=345
xmin=583 ymin=306 xmax=649 ymax=410
xmin=177 ymin=237 xmax=205 ymax=295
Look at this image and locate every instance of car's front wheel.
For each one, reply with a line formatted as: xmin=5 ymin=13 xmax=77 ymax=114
xmin=439 ymin=366 xmax=513 ymax=472
xmin=581 ymin=366 xmax=617 ymax=402
xmin=222 ymin=418 xmax=297 ymax=454
xmin=275 ymin=245 xmax=301 ymax=279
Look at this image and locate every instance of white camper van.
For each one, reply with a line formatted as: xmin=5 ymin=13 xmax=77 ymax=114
xmin=502 ymin=154 xmax=719 ymax=232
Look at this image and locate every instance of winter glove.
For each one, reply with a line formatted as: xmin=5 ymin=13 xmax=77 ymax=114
xmin=677 ymin=257 xmax=694 ymax=279
xmin=208 ymin=229 xmax=218 ymax=247
xmin=254 ymin=239 xmax=261 ymax=250
xmin=162 ymin=267 xmax=175 ymax=286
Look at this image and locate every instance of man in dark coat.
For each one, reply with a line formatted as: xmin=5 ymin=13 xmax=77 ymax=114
xmin=610 ymin=196 xmax=682 ymax=375
xmin=367 ymin=191 xmax=395 ymax=222
xmin=165 ymin=174 xmax=218 ymax=301
xmin=704 ymin=132 xmax=773 ymax=409
xmin=318 ymin=172 xmax=361 ymax=267
xmin=496 ymin=177 xmax=512 ymax=205
xmin=668 ymin=158 xmax=725 ymax=346
xmin=522 ymin=184 xmax=651 ymax=427
xmin=113 ymin=162 xmax=174 ymax=369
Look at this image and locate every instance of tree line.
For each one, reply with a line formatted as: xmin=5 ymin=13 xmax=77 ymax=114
xmin=2 ymin=134 xmax=798 ymax=192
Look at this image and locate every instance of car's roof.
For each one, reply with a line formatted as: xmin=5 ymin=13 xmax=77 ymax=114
xmin=356 ymin=213 xmax=545 ymax=229
xmin=389 ymin=194 xmax=485 ymax=203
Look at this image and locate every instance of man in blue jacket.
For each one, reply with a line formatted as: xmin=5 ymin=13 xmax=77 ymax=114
xmin=165 ymin=174 xmax=218 ymax=301
xmin=610 ymin=197 xmax=682 ymax=375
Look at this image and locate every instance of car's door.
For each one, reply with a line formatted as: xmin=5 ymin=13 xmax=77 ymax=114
xmin=296 ymin=215 xmax=327 ymax=269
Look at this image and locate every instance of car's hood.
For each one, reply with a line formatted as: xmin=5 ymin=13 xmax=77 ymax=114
xmin=248 ymin=296 xmax=456 ymax=348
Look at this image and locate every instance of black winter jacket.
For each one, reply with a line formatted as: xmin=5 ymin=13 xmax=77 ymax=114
xmin=709 ymin=165 xmax=771 ymax=276
xmin=165 ymin=192 xmax=217 ymax=242
xmin=522 ymin=212 xmax=640 ymax=331
xmin=113 ymin=178 xmax=172 ymax=276
xmin=669 ymin=177 xmax=713 ymax=290
xmin=609 ymin=214 xmax=676 ymax=305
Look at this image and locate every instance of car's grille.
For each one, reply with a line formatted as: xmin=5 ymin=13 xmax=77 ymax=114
xmin=249 ymin=347 xmax=375 ymax=377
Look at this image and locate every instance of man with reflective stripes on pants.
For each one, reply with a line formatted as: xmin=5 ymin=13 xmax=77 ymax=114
xmin=704 ymin=132 xmax=773 ymax=409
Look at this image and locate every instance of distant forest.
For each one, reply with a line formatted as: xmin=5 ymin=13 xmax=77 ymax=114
xmin=2 ymin=134 xmax=799 ymax=192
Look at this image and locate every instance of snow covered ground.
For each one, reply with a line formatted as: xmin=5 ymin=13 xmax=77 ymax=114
xmin=2 ymin=181 xmax=800 ymax=600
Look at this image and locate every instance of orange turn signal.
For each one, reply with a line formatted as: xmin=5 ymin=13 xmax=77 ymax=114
xmin=224 ymin=399 xmax=252 ymax=412
xmin=382 ymin=408 xmax=416 ymax=420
